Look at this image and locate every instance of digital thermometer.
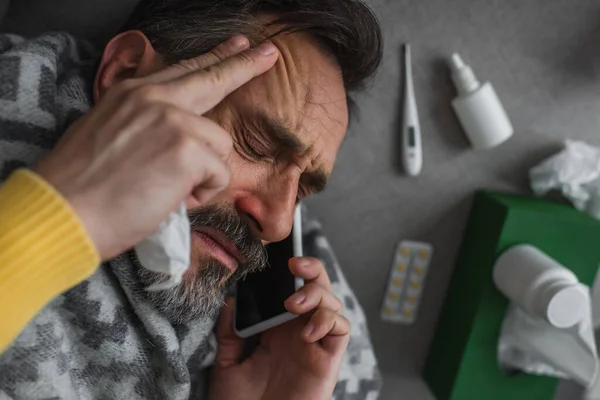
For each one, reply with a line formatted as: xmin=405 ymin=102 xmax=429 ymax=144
xmin=402 ymin=43 xmax=422 ymax=176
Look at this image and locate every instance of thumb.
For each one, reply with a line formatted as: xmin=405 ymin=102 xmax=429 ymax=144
xmin=215 ymin=297 xmax=244 ymax=368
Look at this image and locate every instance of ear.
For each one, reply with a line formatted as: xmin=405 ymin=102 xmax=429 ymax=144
xmin=93 ymin=30 xmax=164 ymax=102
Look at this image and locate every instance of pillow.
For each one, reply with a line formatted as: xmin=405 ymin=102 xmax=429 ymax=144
xmin=0 ymin=0 xmax=8 ymax=26
xmin=0 ymin=0 xmax=139 ymax=45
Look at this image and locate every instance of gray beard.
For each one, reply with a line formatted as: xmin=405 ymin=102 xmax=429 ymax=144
xmin=135 ymin=256 xmax=231 ymax=324
xmin=132 ymin=203 xmax=267 ymax=325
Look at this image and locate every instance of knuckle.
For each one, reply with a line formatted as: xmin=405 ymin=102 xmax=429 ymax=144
xmin=171 ymin=132 xmax=194 ymax=159
xmin=170 ymin=136 xmax=231 ymax=186
xmin=177 ymin=58 xmax=200 ymax=72
xmin=304 ymin=283 xmax=319 ymax=296
xmin=179 ymin=55 xmax=213 ymax=72
xmin=199 ymin=151 xmax=231 ymax=186
xmin=235 ymin=51 xmax=255 ymax=66
xmin=314 ymin=307 xmax=329 ymax=319
xmin=157 ymin=105 xmax=183 ymax=126
xmin=204 ymin=64 xmax=227 ymax=88
xmin=203 ymin=50 xmax=224 ymax=65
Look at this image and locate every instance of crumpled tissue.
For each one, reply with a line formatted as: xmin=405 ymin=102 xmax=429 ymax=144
xmin=134 ymin=202 xmax=191 ymax=291
xmin=495 ymin=245 xmax=600 ymax=399
xmin=498 ymin=294 xmax=598 ymax=389
xmin=530 ymin=140 xmax=600 ymax=219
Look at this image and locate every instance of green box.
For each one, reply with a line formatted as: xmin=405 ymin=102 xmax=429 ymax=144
xmin=424 ymin=191 xmax=600 ymax=400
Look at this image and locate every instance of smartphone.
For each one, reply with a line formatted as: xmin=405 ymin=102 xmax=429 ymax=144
xmin=234 ymin=205 xmax=304 ymax=338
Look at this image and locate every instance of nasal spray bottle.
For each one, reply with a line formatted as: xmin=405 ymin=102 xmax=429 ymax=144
xmin=449 ymin=53 xmax=514 ymax=149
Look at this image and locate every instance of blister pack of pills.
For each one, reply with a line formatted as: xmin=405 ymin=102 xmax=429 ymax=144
xmin=381 ymin=241 xmax=433 ymax=324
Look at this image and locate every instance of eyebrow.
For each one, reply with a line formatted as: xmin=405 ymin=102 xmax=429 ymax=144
xmin=253 ymin=110 xmax=329 ymax=193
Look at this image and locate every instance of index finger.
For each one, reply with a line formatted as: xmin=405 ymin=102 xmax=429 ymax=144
xmin=167 ymin=41 xmax=279 ymax=114
xmin=142 ymin=36 xmax=251 ymax=85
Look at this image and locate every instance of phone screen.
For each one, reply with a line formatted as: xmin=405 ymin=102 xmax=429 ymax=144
xmin=235 ymin=232 xmax=297 ymax=331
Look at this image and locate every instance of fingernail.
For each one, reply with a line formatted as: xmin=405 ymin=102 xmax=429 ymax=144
xmin=302 ymin=323 xmax=314 ymax=337
xmin=227 ymin=35 xmax=248 ymax=50
xmin=254 ymin=41 xmax=276 ymax=55
xmin=288 ymin=292 xmax=306 ymax=305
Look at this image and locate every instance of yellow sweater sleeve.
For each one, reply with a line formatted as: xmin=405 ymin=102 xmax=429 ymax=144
xmin=0 ymin=169 xmax=100 ymax=353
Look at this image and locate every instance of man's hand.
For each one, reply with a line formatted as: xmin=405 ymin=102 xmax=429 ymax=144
xmin=210 ymin=257 xmax=350 ymax=400
xmin=33 ymin=36 xmax=278 ymax=259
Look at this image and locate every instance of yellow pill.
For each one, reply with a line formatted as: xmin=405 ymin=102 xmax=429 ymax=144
xmin=419 ymin=250 xmax=429 ymax=259
xmin=386 ymin=307 xmax=395 ymax=314
xmin=397 ymin=264 xmax=407 ymax=272
xmin=400 ymin=247 xmax=410 ymax=256
xmin=407 ymin=295 xmax=417 ymax=304
xmin=393 ymin=278 xmax=404 ymax=286
xmin=410 ymin=281 xmax=420 ymax=289
xmin=403 ymin=309 xmax=413 ymax=317
xmin=414 ymin=266 xmax=424 ymax=275
xmin=389 ymin=292 xmax=400 ymax=301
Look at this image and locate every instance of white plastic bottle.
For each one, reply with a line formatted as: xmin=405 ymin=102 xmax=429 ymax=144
xmin=493 ymin=245 xmax=588 ymax=328
xmin=449 ymin=53 xmax=514 ymax=149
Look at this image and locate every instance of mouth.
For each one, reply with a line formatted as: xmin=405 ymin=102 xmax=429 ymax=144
xmin=191 ymin=228 xmax=245 ymax=272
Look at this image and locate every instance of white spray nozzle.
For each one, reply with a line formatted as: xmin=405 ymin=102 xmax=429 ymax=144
xmin=450 ymin=53 xmax=465 ymax=72
xmin=448 ymin=52 xmax=480 ymax=95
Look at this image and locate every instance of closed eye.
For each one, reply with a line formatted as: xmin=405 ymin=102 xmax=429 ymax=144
xmin=234 ymin=108 xmax=330 ymax=195
xmin=233 ymin=127 xmax=273 ymax=162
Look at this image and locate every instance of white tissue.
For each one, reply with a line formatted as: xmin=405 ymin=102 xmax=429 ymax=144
xmin=530 ymin=140 xmax=600 ymax=219
xmin=134 ymin=202 xmax=191 ymax=291
xmin=498 ymin=291 xmax=599 ymax=388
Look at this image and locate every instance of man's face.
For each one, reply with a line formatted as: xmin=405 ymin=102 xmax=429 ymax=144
xmin=108 ymin=33 xmax=348 ymax=322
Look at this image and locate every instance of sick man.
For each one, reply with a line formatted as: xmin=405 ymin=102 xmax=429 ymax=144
xmin=0 ymin=0 xmax=382 ymax=398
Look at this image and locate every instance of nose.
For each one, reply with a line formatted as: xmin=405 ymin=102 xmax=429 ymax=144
xmin=235 ymin=173 xmax=298 ymax=243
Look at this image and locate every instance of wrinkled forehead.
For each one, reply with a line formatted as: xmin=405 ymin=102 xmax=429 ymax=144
xmin=227 ymin=32 xmax=348 ymax=157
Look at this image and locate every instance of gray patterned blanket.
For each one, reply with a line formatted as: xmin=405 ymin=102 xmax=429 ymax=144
xmin=0 ymin=33 xmax=381 ymax=399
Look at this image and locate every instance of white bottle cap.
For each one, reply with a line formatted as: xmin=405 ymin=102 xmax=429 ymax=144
xmin=540 ymin=282 xmax=588 ymax=328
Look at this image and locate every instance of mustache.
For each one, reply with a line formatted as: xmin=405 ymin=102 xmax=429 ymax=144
xmin=188 ymin=204 xmax=267 ymax=280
